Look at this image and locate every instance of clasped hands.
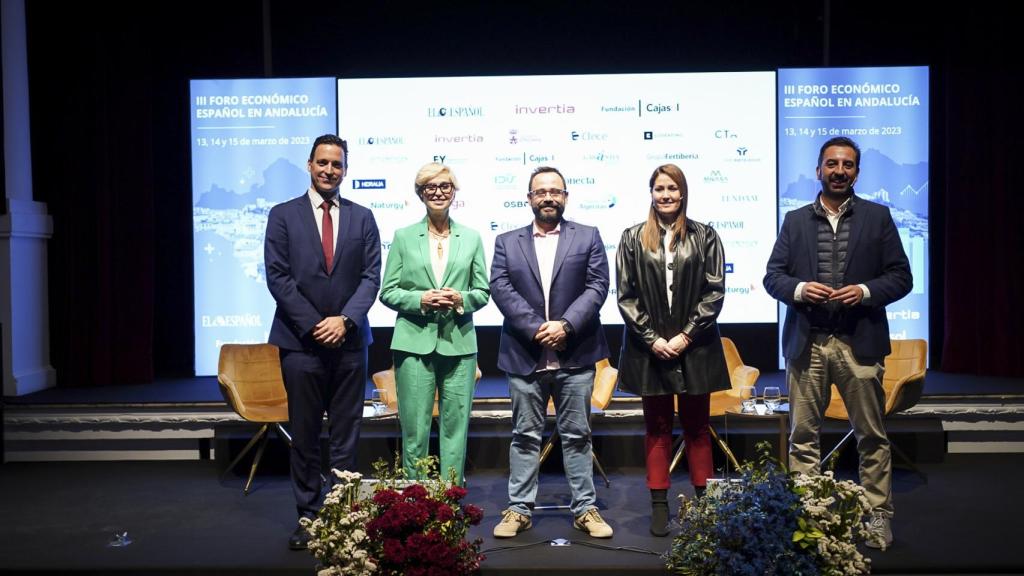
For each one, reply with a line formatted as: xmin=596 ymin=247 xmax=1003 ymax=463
xmin=651 ymin=332 xmax=692 ymax=360
xmin=313 ymin=316 xmax=347 ymax=349
xmin=534 ymin=320 xmax=567 ymax=352
xmin=801 ymin=282 xmax=863 ymax=306
xmin=420 ymin=288 xmax=464 ymax=312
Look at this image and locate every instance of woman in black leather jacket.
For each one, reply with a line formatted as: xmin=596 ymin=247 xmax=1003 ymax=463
xmin=615 ymin=164 xmax=730 ymax=536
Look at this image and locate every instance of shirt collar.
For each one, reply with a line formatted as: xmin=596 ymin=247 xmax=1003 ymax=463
xmin=308 ymin=187 xmax=338 ymax=209
xmin=532 ymin=221 xmax=561 ymax=237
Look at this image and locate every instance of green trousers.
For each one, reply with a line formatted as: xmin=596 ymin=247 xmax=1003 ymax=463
xmin=394 ymin=351 xmax=476 ymax=485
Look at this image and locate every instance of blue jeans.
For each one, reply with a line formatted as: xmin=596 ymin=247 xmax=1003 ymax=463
xmin=507 ymin=368 xmax=596 ymax=518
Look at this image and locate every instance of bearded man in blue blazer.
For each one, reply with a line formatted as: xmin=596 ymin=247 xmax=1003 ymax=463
xmin=489 ymin=166 xmax=614 ymax=539
xmin=264 ymin=134 xmax=381 ymax=550
xmin=764 ymin=137 xmax=911 ymax=551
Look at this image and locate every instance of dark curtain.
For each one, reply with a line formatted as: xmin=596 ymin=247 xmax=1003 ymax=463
xmin=26 ymin=11 xmax=156 ymax=386
xmin=940 ymin=67 xmax=1023 ymax=375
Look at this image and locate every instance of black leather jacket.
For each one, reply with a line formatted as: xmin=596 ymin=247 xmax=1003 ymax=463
xmin=615 ymin=220 xmax=730 ymax=396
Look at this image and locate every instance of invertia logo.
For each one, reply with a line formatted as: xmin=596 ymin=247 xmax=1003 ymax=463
xmin=434 ymin=134 xmax=484 ymax=144
xmin=427 ymin=106 xmax=484 ymax=118
xmin=514 ymin=103 xmax=575 ymax=114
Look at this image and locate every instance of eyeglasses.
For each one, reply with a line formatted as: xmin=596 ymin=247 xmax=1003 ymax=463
xmin=529 ymin=188 xmax=567 ymax=199
xmin=420 ymin=182 xmax=454 ymax=196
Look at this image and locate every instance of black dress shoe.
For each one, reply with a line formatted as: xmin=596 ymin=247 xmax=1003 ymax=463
xmin=288 ymin=524 xmax=310 ymax=550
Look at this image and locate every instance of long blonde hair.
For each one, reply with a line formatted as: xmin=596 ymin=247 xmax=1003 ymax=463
xmin=641 ymin=164 xmax=688 ymax=253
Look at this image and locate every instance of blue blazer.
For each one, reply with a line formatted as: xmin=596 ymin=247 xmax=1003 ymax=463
xmin=763 ymin=196 xmax=912 ymax=360
xmin=265 ymin=193 xmax=381 ymax=351
xmin=490 ymin=220 xmax=610 ymax=376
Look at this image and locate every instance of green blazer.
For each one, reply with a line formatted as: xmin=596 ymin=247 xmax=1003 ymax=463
xmin=380 ymin=218 xmax=490 ymax=356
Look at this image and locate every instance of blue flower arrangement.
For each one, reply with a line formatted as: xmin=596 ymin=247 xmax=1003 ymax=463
xmin=667 ymin=443 xmax=873 ymax=576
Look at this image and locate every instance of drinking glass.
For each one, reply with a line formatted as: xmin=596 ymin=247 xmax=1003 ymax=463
xmin=739 ymin=386 xmax=756 ymax=413
xmin=763 ymin=386 xmax=782 ymax=414
xmin=371 ymin=389 xmax=388 ymax=415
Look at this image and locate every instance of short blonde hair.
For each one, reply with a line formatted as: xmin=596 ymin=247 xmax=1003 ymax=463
xmin=414 ymin=163 xmax=460 ymax=195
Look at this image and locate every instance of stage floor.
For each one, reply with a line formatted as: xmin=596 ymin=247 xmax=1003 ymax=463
xmin=0 ymin=455 xmax=1022 ymax=575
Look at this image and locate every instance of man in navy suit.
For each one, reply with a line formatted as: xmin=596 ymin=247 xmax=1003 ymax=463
xmin=264 ymin=134 xmax=381 ymax=549
xmin=764 ymin=137 xmax=911 ymax=551
xmin=490 ymin=166 xmax=613 ymax=539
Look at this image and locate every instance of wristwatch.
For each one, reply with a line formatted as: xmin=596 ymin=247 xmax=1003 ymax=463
xmin=559 ymin=319 xmax=573 ymax=336
xmin=340 ymin=315 xmax=356 ymax=333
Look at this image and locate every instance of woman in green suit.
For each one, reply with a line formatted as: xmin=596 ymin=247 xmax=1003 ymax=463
xmin=379 ymin=163 xmax=490 ymax=485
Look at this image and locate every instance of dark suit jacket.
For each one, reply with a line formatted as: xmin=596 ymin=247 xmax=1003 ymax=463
xmin=763 ymin=196 xmax=912 ymax=360
xmin=265 ymin=192 xmax=381 ymax=351
xmin=490 ymin=220 xmax=610 ymax=376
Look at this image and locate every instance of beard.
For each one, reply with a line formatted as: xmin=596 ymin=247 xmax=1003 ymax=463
xmin=532 ymin=202 xmax=564 ymax=225
xmin=821 ymin=174 xmax=854 ymax=201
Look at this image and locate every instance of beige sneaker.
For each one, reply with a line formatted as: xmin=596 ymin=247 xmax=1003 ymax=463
xmin=573 ymin=508 xmax=613 ymax=538
xmin=493 ymin=509 xmax=532 ymax=538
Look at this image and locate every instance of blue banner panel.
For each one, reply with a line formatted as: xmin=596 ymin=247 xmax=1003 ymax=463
xmin=776 ymin=66 xmax=929 ymax=367
xmin=191 ymin=78 xmax=337 ymax=375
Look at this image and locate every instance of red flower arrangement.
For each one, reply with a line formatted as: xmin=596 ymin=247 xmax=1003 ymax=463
xmin=303 ymin=457 xmax=485 ymax=576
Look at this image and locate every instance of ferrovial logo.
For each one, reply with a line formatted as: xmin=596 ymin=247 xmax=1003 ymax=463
xmin=434 ymin=134 xmax=484 ymax=144
xmin=570 ymin=131 xmax=608 ymax=142
xmin=352 ymin=179 xmax=386 ymax=190
xmin=427 ymin=106 xmax=484 ymax=118
xmin=714 ymin=129 xmax=739 ymax=139
xmin=704 ymin=170 xmax=729 ymax=184
xmin=201 ymin=314 xmax=262 ymax=328
xmin=579 ymin=195 xmax=617 ymax=210
xmin=358 ymin=136 xmax=404 ymax=145
xmin=514 ymin=103 xmax=576 ymax=114
xmin=640 ymin=101 xmax=680 ymax=114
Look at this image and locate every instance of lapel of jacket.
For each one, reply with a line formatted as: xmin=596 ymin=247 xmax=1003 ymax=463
xmin=551 ymin=220 xmax=574 ymax=283
xmin=416 ymin=217 xmax=438 ymax=289
xmin=802 ymin=203 xmax=819 ymax=274
xmin=440 ymin=219 xmax=464 ymax=288
xmin=516 ymin=224 xmax=543 ymax=288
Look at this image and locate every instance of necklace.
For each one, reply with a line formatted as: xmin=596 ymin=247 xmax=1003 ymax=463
xmin=428 ymin=228 xmax=450 ymax=259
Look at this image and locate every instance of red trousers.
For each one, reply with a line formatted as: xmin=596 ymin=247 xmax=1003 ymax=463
xmin=642 ymin=393 xmax=712 ymax=489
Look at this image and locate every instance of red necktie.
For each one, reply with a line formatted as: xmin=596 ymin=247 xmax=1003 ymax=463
xmin=321 ymin=200 xmax=334 ymax=273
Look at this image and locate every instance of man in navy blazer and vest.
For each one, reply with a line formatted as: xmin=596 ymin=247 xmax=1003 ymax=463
xmin=489 ymin=166 xmax=614 ymax=539
xmin=764 ymin=137 xmax=911 ymax=550
xmin=264 ymin=134 xmax=381 ymax=549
